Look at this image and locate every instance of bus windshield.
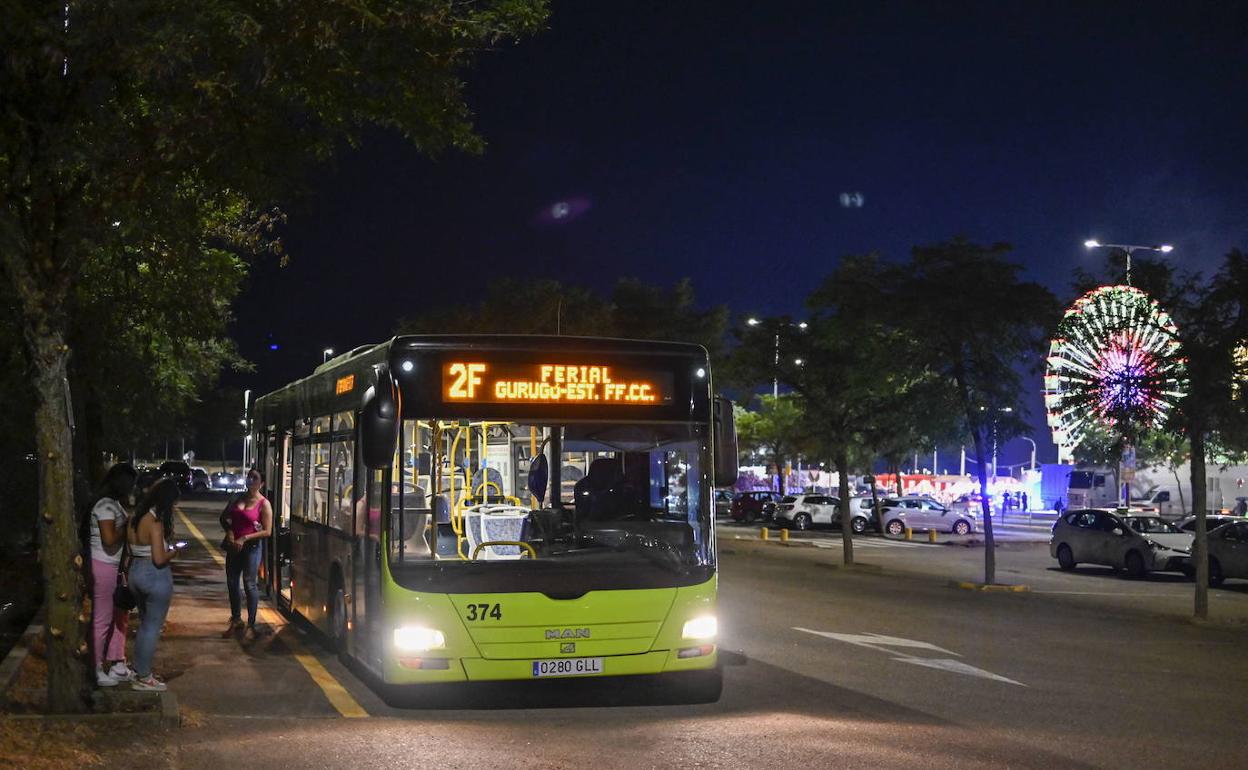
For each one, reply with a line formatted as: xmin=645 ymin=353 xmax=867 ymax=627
xmin=386 ymin=418 xmax=714 ymax=592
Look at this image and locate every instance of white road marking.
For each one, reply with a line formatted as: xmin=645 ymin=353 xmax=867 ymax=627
xmin=897 ymin=657 xmax=1025 ymax=686
xmin=794 ymin=627 xmax=1026 ymax=687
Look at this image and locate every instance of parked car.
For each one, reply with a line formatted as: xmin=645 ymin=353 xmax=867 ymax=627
xmin=155 ymin=460 xmax=193 ymax=492
xmin=950 ymin=493 xmax=993 ymax=516
xmin=880 ymin=496 xmax=976 ymax=535
xmin=773 ymin=494 xmax=838 ymax=530
xmin=833 ymin=494 xmax=881 ymax=534
xmin=1049 ymin=509 xmax=1192 ymax=578
xmin=1174 ymin=514 xmax=1242 ymax=533
xmin=713 ymin=489 xmax=735 ymax=517
xmin=191 ymin=466 xmax=210 ymax=492
xmin=1207 ymin=520 xmax=1248 ymax=586
xmin=212 ymin=470 xmax=246 ymax=492
xmin=730 ymin=491 xmax=779 ymax=523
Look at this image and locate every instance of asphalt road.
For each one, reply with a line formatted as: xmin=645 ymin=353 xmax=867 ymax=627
xmin=83 ymin=502 xmax=1248 ymax=769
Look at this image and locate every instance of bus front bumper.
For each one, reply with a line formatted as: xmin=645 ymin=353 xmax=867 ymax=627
xmin=386 ymin=647 xmax=717 ymax=685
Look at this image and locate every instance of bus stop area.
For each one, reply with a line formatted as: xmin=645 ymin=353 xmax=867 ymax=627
xmin=154 ymin=499 xmax=377 ymax=720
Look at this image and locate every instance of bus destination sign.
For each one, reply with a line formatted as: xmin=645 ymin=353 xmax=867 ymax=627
xmin=443 ymin=362 xmax=674 ymax=406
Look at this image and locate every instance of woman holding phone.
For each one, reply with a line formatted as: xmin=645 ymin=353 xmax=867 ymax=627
xmin=127 ymin=477 xmax=185 ymax=692
xmin=221 ymin=468 xmax=273 ymax=641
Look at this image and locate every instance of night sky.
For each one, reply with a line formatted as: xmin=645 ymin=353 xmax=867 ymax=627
xmin=231 ymin=1 xmax=1248 ymax=468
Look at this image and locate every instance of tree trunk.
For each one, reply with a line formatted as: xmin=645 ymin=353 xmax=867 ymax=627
xmin=893 ymin=462 xmax=903 ymax=496
xmin=837 ymin=450 xmax=853 ymax=566
xmin=1171 ymin=464 xmax=1186 ymax=518
xmin=971 ymin=429 xmax=996 ymax=585
xmin=1190 ymin=420 xmax=1208 ymax=619
xmin=30 ymin=331 xmax=90 ymax=712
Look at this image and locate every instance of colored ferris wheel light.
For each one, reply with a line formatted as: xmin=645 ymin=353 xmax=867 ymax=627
xmin=1042 ymin=285 xmax=1187 ymax=456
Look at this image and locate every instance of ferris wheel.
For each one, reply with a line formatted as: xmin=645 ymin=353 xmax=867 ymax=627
xmin=1043 ymin=285 xmax=1187 ymax=462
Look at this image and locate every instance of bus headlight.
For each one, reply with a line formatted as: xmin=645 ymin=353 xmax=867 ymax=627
xmin=682 ymin=615 xmax=718 ymax=640
xmin=394 ymin=626 xmax=446 ymax=651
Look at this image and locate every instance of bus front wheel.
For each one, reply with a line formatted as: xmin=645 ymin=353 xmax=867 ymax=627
xmin=329 ymin=584 xmax=348 ymax=653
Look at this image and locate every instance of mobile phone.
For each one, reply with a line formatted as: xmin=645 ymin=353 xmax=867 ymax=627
xmin=173 ymin=540 xmax=189 ymax=549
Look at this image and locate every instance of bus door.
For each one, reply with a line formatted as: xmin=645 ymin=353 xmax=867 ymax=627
xmin=354 ymin=467 xmax=386 ymax=670
xmin=276 ymin=432 xmax=294 ymax=608
xmin=261 ymin=429 xmax=278 ymax=591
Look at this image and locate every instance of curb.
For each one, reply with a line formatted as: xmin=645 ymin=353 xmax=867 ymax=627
xmin=0 ymin=615 xmax=179 ymax=727
xmin=949 ymin=581 xmax=1031 ymax=593
xmin=0 ymin=622 xmax=41 ymax=696
xmin=816 ymin=562 xmax=884 ymax=574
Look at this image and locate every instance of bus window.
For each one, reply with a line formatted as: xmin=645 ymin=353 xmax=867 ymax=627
xmin=291 ymin=441 xmax=309 ymax=521
xmin=389 ymin=419 xmax=713 ymax=579
xmin=310 ymin=440 xmax=330 ymax=525
xmin=329 ymin=435 xmax=354 ymax=531
xmin=312 ymin=414 xmax=332 ymax=434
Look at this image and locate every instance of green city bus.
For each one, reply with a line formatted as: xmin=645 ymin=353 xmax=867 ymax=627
xmin=250 ymin=335 xmax=736 ymax=700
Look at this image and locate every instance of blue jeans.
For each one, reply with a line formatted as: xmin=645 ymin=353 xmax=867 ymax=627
xmin=129 ymin=558 xmax=173 ymax=678
xmin=226 ymin=541 xmax=262 ymax=627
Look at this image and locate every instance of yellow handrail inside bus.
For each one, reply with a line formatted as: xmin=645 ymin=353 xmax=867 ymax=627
xmin=471 ymin=541 xmax=536 ymax=560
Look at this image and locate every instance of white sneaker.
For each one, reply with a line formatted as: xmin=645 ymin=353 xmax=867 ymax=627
xmin=131 ymin=674 xmax=167 ymax=692
xmin=96 ymin=666 xmax=119 ymax=687
xmin=108 ymin=662 xmax=136 ymax=682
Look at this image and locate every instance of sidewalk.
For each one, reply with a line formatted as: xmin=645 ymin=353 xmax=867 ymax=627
xmin=154 ymin=500 xmax=349 ymax=718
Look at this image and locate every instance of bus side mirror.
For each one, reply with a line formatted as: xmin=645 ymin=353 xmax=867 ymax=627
xmin=713 ymin=395 xmax=738 ymax=487
xmin=361 ymin=365 xmax=401 ymax=470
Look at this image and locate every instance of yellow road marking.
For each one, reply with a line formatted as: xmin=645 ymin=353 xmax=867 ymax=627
xmin=176 ymin=509 xmax=369 ymax=718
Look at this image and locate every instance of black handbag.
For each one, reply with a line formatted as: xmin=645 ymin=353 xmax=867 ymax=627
xmin=113 ymin=537 xmax=137 ymax=611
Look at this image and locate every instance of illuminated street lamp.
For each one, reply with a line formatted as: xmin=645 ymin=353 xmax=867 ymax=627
xmin=1084 ymin=239 xmax=1174 ymax=286
xmin=746 ymin=318 xmax=806 ymax=398
xmin=323 ymin=347 xmax=334 ymax=363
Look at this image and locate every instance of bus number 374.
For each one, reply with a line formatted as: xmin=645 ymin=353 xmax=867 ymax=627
xmin=465 ymin=603 xmax=502 ymax=621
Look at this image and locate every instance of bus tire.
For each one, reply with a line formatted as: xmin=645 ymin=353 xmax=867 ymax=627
xmin=678 ymin=667 xmax=723 ymax=704
xmin=328 ymin=583 xmax=348 ymax=654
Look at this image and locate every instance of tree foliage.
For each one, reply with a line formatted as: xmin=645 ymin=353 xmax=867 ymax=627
xmin=1 ymin=0 xmax=548 ymax=711
xmin=886 ymin=238 xmax=1059 ymax=584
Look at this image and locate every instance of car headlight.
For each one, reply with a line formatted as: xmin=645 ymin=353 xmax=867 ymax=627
xmin=682 ymin=615 xmax=718 ymax=640
xmin=393 ymin=625 xmax=446 ymax=651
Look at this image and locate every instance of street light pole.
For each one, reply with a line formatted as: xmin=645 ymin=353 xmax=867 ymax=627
xmin=1083 ymin=239 xmax=1173 ymax=287
xmin=772 ymin=332 xmax=779 ymax=398
xmin=1020 ymin=436 xmax=1037 ymax=472
xmin=747 ymin=317 xmax=806 ymax=399
xmin=323 ymin=347 xmax=334 ymax=363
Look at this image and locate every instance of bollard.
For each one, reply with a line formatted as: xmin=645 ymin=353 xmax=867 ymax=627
xmin=780 ymin=528 xmax=790 ymax=543
xmin=904 ymin=527 xmax=913 ymax=541
xmin=928 ymin=529 xmax=937 ymax=544
xmin=760 ymin=527 xmax=769 ymax=541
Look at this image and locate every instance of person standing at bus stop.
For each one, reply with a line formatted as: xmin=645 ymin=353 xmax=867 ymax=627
xmin=221 ymin=468 xmax=273 ymax=641
xmin=128 ymin=478 xmax=185 ymax=691
xmin=88 ymin=463 xmax=138 ymax=687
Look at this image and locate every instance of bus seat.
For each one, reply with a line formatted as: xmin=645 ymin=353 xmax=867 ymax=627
xmin=434 ymin=494 xmax=451 ymax=523
xmin=390 ymin=505 xmax=432 ymax=558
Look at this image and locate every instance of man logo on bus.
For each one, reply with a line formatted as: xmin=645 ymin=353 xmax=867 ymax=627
xmin=545 ymin=628 xmax=590 ymax=639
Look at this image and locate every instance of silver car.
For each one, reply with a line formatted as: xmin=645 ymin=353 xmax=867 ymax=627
xmin=1207 ymin=520 xmax=1248 ymax=586
xmin=1050 ymin=509 xmax=1192 ymax=578
xmin=880 ymin=495 xmax=976 ymax=536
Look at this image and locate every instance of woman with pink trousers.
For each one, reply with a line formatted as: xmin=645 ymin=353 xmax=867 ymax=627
xmin=88 ymin=463 xmax=138 ymax=686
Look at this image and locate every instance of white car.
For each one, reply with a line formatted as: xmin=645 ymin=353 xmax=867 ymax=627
xmin=1207 ymin=520 xmax=1248 ymax=586
xmin=880 ymin=495 xmax=976 ymax=536
xmin=772 ymin=494 xmax=838 ymax=531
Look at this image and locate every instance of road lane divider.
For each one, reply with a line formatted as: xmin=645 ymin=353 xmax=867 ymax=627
xmin=176 ymin=509 xmax=369 ymax=718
